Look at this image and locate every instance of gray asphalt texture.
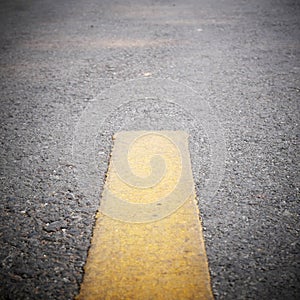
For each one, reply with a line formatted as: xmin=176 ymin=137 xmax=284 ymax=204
xmin=0 ymin=0 xmax=299 ymax=299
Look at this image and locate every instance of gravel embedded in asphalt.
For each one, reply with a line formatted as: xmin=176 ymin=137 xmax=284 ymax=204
xmin=0 ymin=0 xmax=299 ymax=299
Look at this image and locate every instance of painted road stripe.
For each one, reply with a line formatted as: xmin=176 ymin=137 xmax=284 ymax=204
xmin=76 ymin=131 xmax=214 ymax=300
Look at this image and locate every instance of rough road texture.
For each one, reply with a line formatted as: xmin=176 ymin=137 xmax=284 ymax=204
xmin=0 ymin=0 xmax=299 ymax=299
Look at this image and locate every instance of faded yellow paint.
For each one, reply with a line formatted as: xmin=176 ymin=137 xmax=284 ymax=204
xmin=76 ymin=131 xmax=214 ymax=300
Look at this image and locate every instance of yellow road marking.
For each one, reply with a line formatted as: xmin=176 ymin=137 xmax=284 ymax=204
xmin=76 ymin=131 xmax=214 ymax=300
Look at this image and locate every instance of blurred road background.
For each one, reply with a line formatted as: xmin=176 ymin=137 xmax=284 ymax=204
xmin=0 ymin=0 xmax=299 ymax=299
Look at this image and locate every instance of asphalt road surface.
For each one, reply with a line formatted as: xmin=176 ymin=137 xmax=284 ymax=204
xmin=0 ymin=0 xmax=299 ymax=299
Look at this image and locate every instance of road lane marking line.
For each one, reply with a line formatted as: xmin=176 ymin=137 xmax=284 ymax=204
xmin=76 ymin=131 xmax=214 ymax=300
